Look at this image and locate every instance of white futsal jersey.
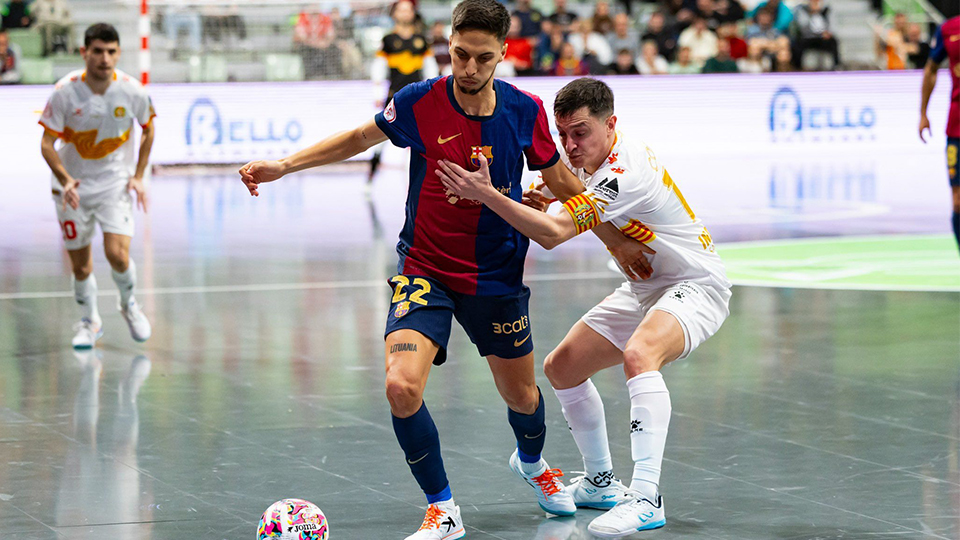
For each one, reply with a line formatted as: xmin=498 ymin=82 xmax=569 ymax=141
xmin=562 ymin=131 xmax=731 ymax=293
xmin=39 ymin=69 xmax=155 ymax=199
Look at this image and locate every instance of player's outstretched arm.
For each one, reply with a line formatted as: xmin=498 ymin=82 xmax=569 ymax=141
xmin=239 ymin=118 xmax=388 ymax=196
xmin=919 ymin=59 xmax=939 ymax=143
xmin=40 ymin=130 xmax=79 ymax=210
xmin=437 ymin=156 xmax=577 ymax=249
xmin=540 ymin=160 xmax=654 ymax=280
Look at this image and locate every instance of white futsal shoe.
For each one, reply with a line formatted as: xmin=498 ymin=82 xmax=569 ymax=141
xmin=587 ymin=490 xmax=665 ymax=538
xmin=119 ymin=298 xmax=151 ymax=342
xmin=509 ymin=449 xmax=577 ymax=516
xmin=71 ymin=317 xmax=103 ymax=349
xmin=566 ymin=473 xmax=630 ymax=509
xmin=404 ymin=500 xmax=464 ymax=540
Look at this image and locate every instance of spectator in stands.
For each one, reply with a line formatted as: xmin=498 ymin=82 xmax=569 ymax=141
xmin=669 ymin=45 xmax=701 ymax=73
xmin=512 ymin=0 xmax=544 ymax=38
xmin=592 ymin=1 xmax=615 ymax=35
xmin=696 ymin=0 xmax=722 ymax=30
xmin=904 ymin=22 xmax=929 ymax=68
xmin=164 ymin=0 xmax=202 ymax=53
xmin=702 ymin=37 xmax=739 ymax=72
xmin=876 ymin=12 xmax=907 ymax=69
xmin=0 ymin=29 xmax=22 ymax=84
xmin=202 ymin=4 xmax=247 ymax=51
xmin=717 ymin=21 xmax=747 ymax=59
xmin=637 ymin=39 xmax=669 ymax=74
xmin=664 ymin=0 xmax=697 ymax=31
xmin=608 ymin=47 xmax=640 ymax=74
xmin=536 ymin=20 xmax=565 ymax=73
xmin=552 ymin=41 xmax=588 ymax=75
xmin=548 ymin=0 xmax=579 ymax=33
xmin=569 ymin=19 xmax=613 ymax=71
xmin=678 ymin=16 xmax=718 ymax=66
xmin=714 ymin=0 xmax=746 ymax=24
xmin=1 ymin=0 xmax=32 ymax=29
xmin=641 ymin=11 xmax=677 ymax=61
xmin=608 ymin=13 xmax=639 ymax=59
xmin=748 ymin=0 xmax=793 ymax=34
xmin=31 ymin=0 xmax=74 ymax=54
xmin=792 ymin=0 xmax=839 ymax=69
xmin=773 ymin=44 xmax=794 ymax=71
xmin=746 ymin=7 xmax=789 ymax=61
xmin=505 ymin=15 xmax=535 ymax=75
xmin=737 ymin=40 xmax=767 ymax=72
xmin=429 ymin=21 xmax=451 ymax=74
xmin=294 ymin=8 xmax=342 ymax=79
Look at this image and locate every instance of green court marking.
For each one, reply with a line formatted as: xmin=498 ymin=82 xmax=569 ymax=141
xmin=718 ymin=235 xmax=960 ymax=292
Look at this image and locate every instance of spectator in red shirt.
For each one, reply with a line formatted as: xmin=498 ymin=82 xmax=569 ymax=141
xmin=505 ymin=15 xmax=535 ymax=75
xmin=718 ymin=21 xmax=747 ymax=59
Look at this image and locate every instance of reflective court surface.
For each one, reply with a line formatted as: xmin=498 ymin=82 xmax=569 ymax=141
xmin=1 ymin=154 xmax=958 ymax=539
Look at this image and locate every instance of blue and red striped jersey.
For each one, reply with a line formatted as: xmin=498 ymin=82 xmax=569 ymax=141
xmin=375 ymin=76 xmax=560 ymax=296
xmin=930 ymin=16 xmax=960 ymax=138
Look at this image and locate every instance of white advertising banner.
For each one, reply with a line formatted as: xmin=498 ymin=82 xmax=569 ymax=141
xmin=1 ymin=71 xmax=951 ymax=177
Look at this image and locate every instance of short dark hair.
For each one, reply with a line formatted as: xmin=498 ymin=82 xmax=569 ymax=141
xmin=553 ymin=78 xmax=614 ymax=120
xmin=84 ymin=23 xmax=120 ymax=47
xmin=451 ymin=0 xmax=511 ymax=43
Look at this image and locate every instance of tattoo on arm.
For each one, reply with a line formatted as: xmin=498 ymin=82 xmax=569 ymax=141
xmin=390 ymin=343 xmax=418 ymax=353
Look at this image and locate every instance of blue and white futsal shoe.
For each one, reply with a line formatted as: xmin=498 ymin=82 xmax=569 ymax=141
xmin=71 ymin=317 xmax=103 ymax=349
xmin=509 ymin=449 xmax=577 ymax=516
xmin=587 ymin=490 xmax=665 ymax=537
xmin=565 ymin=472 xmax=630 ymax=509
xmin=404 ymin=499 xmax=464 ymax=540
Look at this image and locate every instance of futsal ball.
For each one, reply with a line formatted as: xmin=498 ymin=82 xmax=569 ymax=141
xmin=257 ymin=499 xmax=329 ymax=540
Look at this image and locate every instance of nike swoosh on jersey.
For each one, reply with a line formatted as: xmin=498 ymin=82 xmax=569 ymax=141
xmin=514 ymin=334 xmax=531 ymax=347
xmin=438 ymin=133 xmax=462 ymax=144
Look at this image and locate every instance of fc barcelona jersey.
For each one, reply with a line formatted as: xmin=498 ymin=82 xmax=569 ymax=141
xmin=374 ymin=76 xmax=560 ymax=296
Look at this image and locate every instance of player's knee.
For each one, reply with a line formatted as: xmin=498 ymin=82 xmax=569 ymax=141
xmin=622 ymin=345 xmax=662 ymax=376
xmin=544 ymin=348 xmax=574 ymax=388
xmin=72 ymin=264 xmax=92 ymax=281
xmin=502 ymin=383 xmax=539 ymax=414
xmin=105 ymin=247 xmax=129 ymax=271
xmin=384 ymin=375 xmax=423 ymax=417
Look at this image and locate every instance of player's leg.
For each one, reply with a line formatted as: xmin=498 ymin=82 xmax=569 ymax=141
xmin=947 ymin=139 xmax=959 ymax=252
xmin=384 ymin=276 xmax=464 ymax=540
xmin=57 ymin=196 xmax=102 ymax=348
xmin=100 ymin=191 xmax=150 ymax=342
xmin=544 ymin=318 xmax=628 ymax=509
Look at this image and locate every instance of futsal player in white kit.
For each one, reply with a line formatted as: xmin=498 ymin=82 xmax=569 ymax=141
xmin=39 ymin=23 xmax=155 ymax=349
xmin=436 ymin=77 xmax=731 ymax=537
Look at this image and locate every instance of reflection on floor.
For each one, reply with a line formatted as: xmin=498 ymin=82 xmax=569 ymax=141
xmin=0 ymin=164 xmax=957 ymax=539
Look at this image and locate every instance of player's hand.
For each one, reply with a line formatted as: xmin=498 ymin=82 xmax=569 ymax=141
xmin=62 ymin=177 xmax=80 ymax=210
xmin=919 ymin=114 xmax=932 ymax=143
xmin=127 ymin=176 xmax=149 ymax=213
xmin=609 ymin=239 xmax=656 ymax=280
xmin=522 ymin=182 xmax=555 ymax=212
xmin=435 ymin=154 xmax=495 ymax=203
xmin=239 ymin=160 xmax=285 ymax=197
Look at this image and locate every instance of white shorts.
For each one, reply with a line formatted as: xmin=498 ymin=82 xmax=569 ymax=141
xmin=53 ymin=189 xmax=134 ymax=250
xmin=581 ymin=281 xmax=731 ymax=360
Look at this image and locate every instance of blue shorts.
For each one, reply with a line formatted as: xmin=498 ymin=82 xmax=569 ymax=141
xmin=384 ymin=274 xmax=534 ymax=365
xmin=948 ymin=138 xmax=958 ymax=188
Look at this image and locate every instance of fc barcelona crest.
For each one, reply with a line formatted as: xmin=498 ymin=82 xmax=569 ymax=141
xmin=394 ymin=300 xmax=411 ymax=318
xmin=469 ymin=146 xmax=494 ymax=169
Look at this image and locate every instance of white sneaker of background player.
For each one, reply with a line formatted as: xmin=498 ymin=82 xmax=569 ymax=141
xmin=509 ymin=449 xmax=577 ymax=516
xmin=404 ymin=499 xmax=464 ymax=540
xmin=119 ymin=298 xmax=151 ymax=342
xmin=587 ymin=490 xmax=666 ymax=538
xmin=566 ymin=472 xmax=630 ymax=509
xmin=71 ymin=316 xmax=103 ymax=349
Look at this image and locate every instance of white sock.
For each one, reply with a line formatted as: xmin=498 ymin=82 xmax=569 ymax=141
xmin=554 ymin=379 xmax=614 ymax=482
xmin=519 ymin=457 xmax=546 ymax=476
xmin=111 ymin=259 xmax=137 ymax=308
xmin=74 ymin=274 xmax=100 ymax=323
xmin=626 ymin=371 xmax=671 ymax=501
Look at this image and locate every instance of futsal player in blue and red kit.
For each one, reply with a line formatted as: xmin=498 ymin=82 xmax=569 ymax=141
xmin=920 ymin=15 xmax=960 ymax=252
xmin=239 ymin=1 xmax=652 ymax=538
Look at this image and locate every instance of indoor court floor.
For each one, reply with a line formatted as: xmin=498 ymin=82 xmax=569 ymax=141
xmin=1 ymin=155 xmax=958 ymax=539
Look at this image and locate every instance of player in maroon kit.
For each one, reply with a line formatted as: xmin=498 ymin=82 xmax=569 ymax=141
xmin=919 ymin=15 xmax=960 ymax=252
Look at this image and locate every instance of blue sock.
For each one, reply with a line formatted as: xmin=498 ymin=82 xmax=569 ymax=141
xmin=952 ymin=211 xmax=959 ymax=253
xmin=392 ymin=401 xmax=451 ymax=504
xmin=508 ymin=389 xmax=545 ymax=463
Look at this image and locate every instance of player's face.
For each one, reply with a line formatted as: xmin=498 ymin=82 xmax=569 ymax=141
xmin=556 ymin=107 xmax=617 ymax=172
xmin=81 ymin=39 xmax=120 ymax=81
xmin=449 ymin=30 xmax=505 ymax=96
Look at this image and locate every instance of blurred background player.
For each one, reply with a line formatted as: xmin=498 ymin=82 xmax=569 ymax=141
xmin=38 ymin=23 xmax=155 ymax=348
xmin=368 ymin=0 xmax=437 ymax=188
xmin=437 ymin=77 xmax=731 ymax=538
xmin=919 ymin=15 xmax=960 ymax=253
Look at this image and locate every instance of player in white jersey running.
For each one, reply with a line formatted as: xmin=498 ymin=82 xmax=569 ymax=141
xmin=39 ymin=23 xmax=156 ymax=349
xmin=436 ymin=77 xmax=731 ymax=537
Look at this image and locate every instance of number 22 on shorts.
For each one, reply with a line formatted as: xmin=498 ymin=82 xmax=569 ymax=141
xmin=390 ymin=276 xmax=431 ymax=306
